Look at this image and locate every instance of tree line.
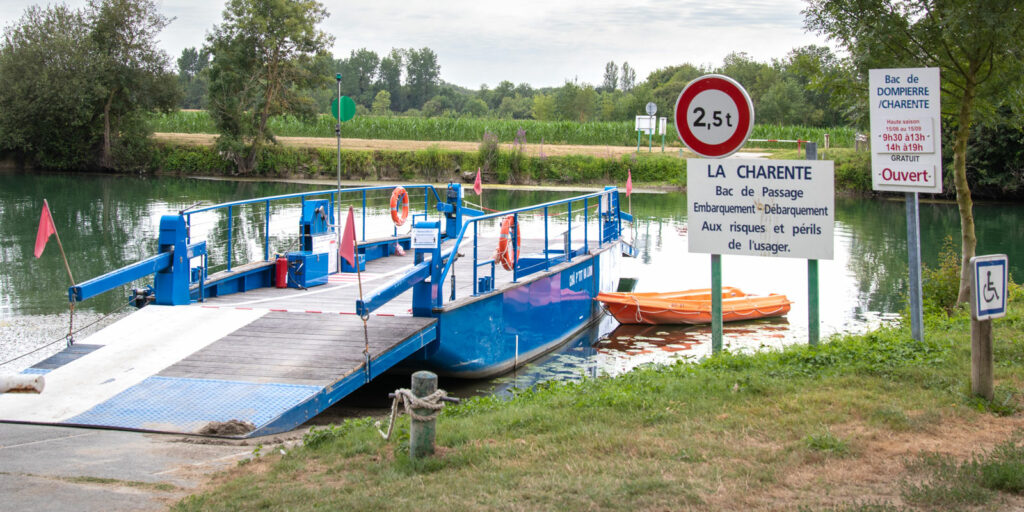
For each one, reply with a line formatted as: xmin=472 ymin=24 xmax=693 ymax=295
xmin=0 ymin=0 xmax=859 ymax=175
xmin=178 ymin=42 xmax=853 ymax=128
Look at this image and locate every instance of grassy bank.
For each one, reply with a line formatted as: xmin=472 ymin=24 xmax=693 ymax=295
xmin=176 ymin=295 xmax=1024 ymax=511
xmin=150 ymin=142 xmax=689 ymax=186
xmin=147 ymin=111 xmax=858 ymax=149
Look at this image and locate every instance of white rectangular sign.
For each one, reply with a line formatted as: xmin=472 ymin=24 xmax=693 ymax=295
xmin=971 ymin=254 xmax=1009 ymax=321
xmin=869 ymin=67 xmax=943 ymax=193
xmin=311 ymin=233 xmax=337 ymax=273
xmin=635 ymin=115 xmax=654 ymax=134
xmin=411 ymin=227 xmax=438 ymax=249
xmin=687 ymin=159 xmax=835 ymax=260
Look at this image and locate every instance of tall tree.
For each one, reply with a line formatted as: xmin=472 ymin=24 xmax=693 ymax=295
xmin=377 ymin=48 xmax=403 ymax=111
xmin=371 ymin=90 xmax=391 ymax=116
xmin=489 ymin=80 xmax=515 ymax=110
xmin=602 ymin=61 xmax=619 ymax=92
xmin=805 ymin=0 xmax=1024 ymax=302
xmin=0 ymin=5 xmax=101 ymax=169
xmin=405 ymin=47 xmax=440 ymax=109
xmin=206 ymin=0 xmax=332 ymax=174
xmin=531 ymin=93 xmax=556 ymax=121
xmin=620 ymin=61 xmax=636 ymax=92
xmin=0 ymin=1 xmax=177 ymax=170
xmin=341 ymin=48 xmax=379 ymax=107
xmin=177 ymin=47 xmax=210 ymax=109
xmin=88 ymin=0 xmax=178 ymax=169
xmin=784 ymin=45 xmax=850 ymax=127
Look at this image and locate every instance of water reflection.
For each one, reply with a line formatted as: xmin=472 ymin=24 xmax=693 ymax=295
xmin=3 ymin=173 xmax=1023 ymax=387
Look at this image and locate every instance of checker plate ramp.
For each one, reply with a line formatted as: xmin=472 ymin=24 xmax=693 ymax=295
xmin=67 ymin=377 xmax=323 ymax=434
xmin=0 ymin=307 xmax=437 ymax=438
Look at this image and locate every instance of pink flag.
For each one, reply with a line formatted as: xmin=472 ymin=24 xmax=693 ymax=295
xmin=473 ymin=167 xmax=482 ymax=195
xmin=626 ymin=168 xmax=633 ymax=197
xmin=34 ymin=199 xmax=57 ymax=258
xmin=340 ymin=206 xmax=357 ymax=267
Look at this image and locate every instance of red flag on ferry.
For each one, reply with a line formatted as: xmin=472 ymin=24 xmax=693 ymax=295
xmin=34 ymin=199 xmax=57 ymax=258
xmin=340 ymin=206 xmax=357 ymax=267
xmin=473 ymin=167 xmax=482 ymax=195
xmin=626 ymin=168 xmax=633 ymax=197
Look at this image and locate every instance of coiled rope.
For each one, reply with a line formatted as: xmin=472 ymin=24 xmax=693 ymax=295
xmin=376 ymin=388 xmax=449 ymax=440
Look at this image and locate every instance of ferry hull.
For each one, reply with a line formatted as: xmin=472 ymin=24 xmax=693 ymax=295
xmin=425 ymin=244 xmax=620 ymax=378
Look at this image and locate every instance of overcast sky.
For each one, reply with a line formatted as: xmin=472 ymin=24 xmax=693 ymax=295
xmin=0 ymin=0 xmax=832 ymax=89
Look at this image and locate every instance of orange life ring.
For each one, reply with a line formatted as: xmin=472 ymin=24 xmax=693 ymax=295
xmin=390 ymin=186 xmax=409 ymax=226
xmin=494 ymin=215 xmax=520 ymax=271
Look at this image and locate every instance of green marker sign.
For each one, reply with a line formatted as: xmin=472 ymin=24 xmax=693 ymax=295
xmin=331 ymin=95 xmax=356 ymax=122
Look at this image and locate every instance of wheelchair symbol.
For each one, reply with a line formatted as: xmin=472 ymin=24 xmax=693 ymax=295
xmin=983 ymin=270 xmax=1000 ymax=303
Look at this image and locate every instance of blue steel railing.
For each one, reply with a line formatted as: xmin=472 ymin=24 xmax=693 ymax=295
xmin=185 ymin=185 xmax=442 ymax=273
xmin=438 ymin=188 xmax=621 ymax=304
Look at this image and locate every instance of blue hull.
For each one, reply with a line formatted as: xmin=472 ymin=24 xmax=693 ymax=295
xmin=425 ymin=243 xmax=620 ymax=378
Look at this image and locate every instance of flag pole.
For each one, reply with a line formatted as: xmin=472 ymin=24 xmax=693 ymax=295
xmin=43 ymin=199 xmax=77 ymax=344
xmin=45 ymin=199 xmax=75 ymax=287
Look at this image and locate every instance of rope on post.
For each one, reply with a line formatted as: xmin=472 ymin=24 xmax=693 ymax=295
xmin=376 ymin=388 xmax=449 ymax=440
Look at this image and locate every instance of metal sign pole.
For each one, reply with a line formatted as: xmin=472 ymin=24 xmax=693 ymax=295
xmin=335 ymin=73 xmax=342 ymax=271
xmin=808 ymin=260 xmax=819 ymax=345
xmin=906 ymin=192 xmax=924 ymax=341
xmin=711 ymin=254 xmax=723 ymax=353
xmin=807 ymin=143 xmax=820 ymax=346
xmin=648 ymin=115 xmax=654 ymax=153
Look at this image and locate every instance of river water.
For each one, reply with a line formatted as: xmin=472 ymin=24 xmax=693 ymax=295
xmin=1 ymin=172 xmax=1022 ymax=391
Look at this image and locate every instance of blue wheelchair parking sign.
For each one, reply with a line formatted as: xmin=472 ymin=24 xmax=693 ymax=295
xmin=972 ymin=255 xmax=1008 ymax=321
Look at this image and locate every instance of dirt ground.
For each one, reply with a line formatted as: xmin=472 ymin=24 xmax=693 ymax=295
xmin=740 ymin=413 xmax=1024 ymax=511
xmin=153 ymin=132 xmax=690 ymax=159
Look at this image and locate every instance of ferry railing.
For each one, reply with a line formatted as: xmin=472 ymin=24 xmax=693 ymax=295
xmin=437 ymin=187 xmax=625 ymax=306
xmin=184 ymin=185 xmax=442 ymax=274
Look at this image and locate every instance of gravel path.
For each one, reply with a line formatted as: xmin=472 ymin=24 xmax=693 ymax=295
xmin=0 ymin=310 xmax=131 ymax=374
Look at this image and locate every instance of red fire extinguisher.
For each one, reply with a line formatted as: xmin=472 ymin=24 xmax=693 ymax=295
xmin=275 ymin=256 xmax=288 ymax=288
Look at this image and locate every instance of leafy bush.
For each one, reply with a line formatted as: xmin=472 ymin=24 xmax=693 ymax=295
xmin=478 ymin=130 xmax=499 ymax=175
xmin=922 ymin=236 xmax=961 ymax=314
xmin=829 ymin=149 xmax=872 ymax=193
xmin=948 ymin=107 xmax=1024 ymax=199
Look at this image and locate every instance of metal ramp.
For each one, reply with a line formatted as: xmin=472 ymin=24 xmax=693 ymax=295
xmin=0 ymin=305 xmax=436 ymax=438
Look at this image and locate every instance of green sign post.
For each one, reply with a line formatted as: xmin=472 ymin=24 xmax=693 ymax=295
xmin=331 ymin=95 xmax=356 ymax=122
xmin=333 ymin=78 xmax=355 ymax=271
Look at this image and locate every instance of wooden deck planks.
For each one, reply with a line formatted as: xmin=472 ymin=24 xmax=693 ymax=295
xmin=170 ymin=236 xmax=600 ymax=386
xmin=157 ymin=312 xmax=435 ymax=386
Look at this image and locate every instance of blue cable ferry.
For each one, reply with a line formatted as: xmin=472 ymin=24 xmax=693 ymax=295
xmin=0 ymin=183 xmax=634 ymax=437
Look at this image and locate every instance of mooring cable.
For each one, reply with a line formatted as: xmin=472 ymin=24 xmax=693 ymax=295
xmin=0 ymin=300 xmax=133 ymax=367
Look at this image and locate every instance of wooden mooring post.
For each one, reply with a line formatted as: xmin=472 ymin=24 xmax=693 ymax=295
xmin=410 ymin=370 xmax=437 ymax=458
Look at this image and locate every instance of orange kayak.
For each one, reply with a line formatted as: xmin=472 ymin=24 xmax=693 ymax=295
xmin=596 ymin=288 xmax=792 ymax=325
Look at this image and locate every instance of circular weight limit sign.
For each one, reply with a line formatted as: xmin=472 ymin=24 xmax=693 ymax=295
xmin=674 ymin=75 xmax=754 ymax=158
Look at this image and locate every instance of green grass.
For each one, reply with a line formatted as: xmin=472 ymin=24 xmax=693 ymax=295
xmin=804 ymin=427 xmax=851 ymax=456
xmin=171 ymin=294 xmax=1024 ymax=511
xmin=147 ymin=111 xmax=858 ymax=148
